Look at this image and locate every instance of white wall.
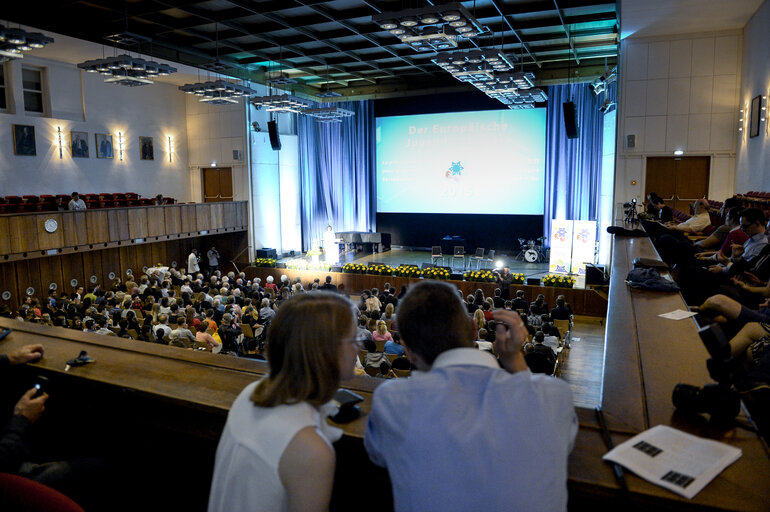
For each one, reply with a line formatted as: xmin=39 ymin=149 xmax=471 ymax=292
xmin=185 ymin=95 xmax=247 ymax=202
xmin=0 ymin=56 xmax=190 ymax=200
xmin=735 ymin=0 xmax=770 ymax=192
xmin=614 ymin=31 xmax=742 ymax=208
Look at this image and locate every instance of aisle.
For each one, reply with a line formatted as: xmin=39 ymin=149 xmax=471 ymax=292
xmin=560 ymin=315 xmax=605 ymax=408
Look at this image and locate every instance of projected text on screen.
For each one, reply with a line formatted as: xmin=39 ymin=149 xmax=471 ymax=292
xmin=376 ymin=109 xmax=545 ymax=215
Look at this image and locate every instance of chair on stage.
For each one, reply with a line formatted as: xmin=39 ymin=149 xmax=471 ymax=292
xmin=482 ymin=249 xmax=495 ymax=270
xmin=469 ymin=248 xmax=484 ymax=270
xmin=431 ymin=246 xmax=444 ymax=266
xmin=452 ymin=246 xmax=465 ymax=271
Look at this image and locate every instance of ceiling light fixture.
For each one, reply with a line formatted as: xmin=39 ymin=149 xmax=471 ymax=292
xmin=373 ymin=2 xmax=485 ymax=52
xmin=179 ymin=79 xmax=255 ymax=104
xmin=303 ymin=106 xmax=355 ymax=123
xmin=78 ymin=55 xmax=176 ymax=87
xmin=0 ymin=25 xmax=53 ymax=60
xmin=250 ymin=94 xmax=310 ymax=114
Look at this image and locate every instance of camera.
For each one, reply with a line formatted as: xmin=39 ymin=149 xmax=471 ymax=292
xmin=623 ymin=198 xmax=639 ymax=223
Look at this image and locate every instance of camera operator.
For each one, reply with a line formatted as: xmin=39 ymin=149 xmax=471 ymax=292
xmin=492 ymin=266 xmax=513 ymax=300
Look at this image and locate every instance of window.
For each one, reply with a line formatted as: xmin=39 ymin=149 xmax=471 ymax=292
xmin=22 ymin=67 xmax=44 ymax=114
xmin=0 ymin=65 xmax=6 ymax=111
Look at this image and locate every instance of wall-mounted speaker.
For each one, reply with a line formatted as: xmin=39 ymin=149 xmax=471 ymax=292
xmin=627 ymin=134 xmax=636 ymax=148
xmin=268 ymin=120 xmax=281 ymax=151
xmin=233 ymin=149 xmax=242 ymax=161
xmin=562 ymin=101 xmax=579 ymax=139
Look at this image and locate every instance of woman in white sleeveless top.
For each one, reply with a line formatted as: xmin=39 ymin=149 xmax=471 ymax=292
xmin=208 ymin=292 xmax=361 ymax=512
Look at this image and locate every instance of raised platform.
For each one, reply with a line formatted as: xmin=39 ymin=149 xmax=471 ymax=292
xmin=245 ymin=267 xmax=608 ymax=317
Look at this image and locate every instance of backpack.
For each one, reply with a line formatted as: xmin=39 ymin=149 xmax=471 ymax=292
xmin=364 ymin=352 xmax=392 ymax=373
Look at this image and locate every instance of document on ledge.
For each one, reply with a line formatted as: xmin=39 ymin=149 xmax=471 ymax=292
xmin=658 ymin=309 xmax=698 ymax=320
xmin=602 ymin=425 xmax=742 ymax=499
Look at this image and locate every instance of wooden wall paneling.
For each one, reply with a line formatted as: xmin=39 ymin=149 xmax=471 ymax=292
xmin=86 ymin=210 xmax=110 ymax=246
xmin=36 ymin=213 xmax=64 ymax=251
xmin=237 ymin=202 xmax=247 ymax=227
xmin=0 ymin=216 xmax=10 ymax=255
xmin=61 ymin=212 xmax=88 ymax=248
xmin=100 ymin=248 xmax=121 ymax=288
xmin=81 ymin=252 xmax=104 ymax=290
xmin=135 ymin=244 xmax=153 ymax=273
xmin=195 ymin=204 xmax=211 ymax=232
xmin=59 ymin=253 xmax=85 ymax=297
xmin=165 ymin=206 xmax=182 ymax=235
xmin=38 ymin=255 xmax=64 ymax=298
xmin=210 ymin=203 xmax=224 ymax=230
xmin=147 ymin=207 xmax=167 ymax=239
xmin=119 ymin=246 xmax=138 ymax=281
xmin=150 ymin=242 xmax=168 ymax=268
xmin=0 ymin=262 xmax=20 ymax=312
xmin=180 ymin=205 xmax=198 ymax=234
xmin=8 ymin=215 xmax=39 ymax=253
xmin=16 ymin=259 xmax=42 ymax=304
xmin=128 ymin=208 xmax=149 ymax=240
xmin=112 ymin=209 xmax=130 ymax=242
xmin=223 ymin=203 xmax=236 ymax=228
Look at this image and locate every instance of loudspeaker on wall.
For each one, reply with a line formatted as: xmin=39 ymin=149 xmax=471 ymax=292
xmin=562 ymin=101 xmax=579 ymax=139
xmin=268 ymin=120 xmax=281 ymax=151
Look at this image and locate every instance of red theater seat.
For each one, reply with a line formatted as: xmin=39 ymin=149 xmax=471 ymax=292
xmin=5 ymin=196 xmax=22 ymax=204
xmin=0 ymin=473 xmax=85 ymax=512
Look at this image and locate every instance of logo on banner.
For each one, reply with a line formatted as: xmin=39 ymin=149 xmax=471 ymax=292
xmin=576 ymin=228 xmax=592 ymax=244
xmin=554 ymin=227 xmax=568 ymax=242
xmin=445 ymin=161 xmax=463 ymax=181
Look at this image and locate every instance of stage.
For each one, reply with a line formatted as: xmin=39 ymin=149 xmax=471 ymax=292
xmin=278 ymin=247 xmax=586 ymax=288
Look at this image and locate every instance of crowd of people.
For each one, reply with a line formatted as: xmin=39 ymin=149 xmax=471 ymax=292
xmin=642 ymin=194 xmax=770 ymax=389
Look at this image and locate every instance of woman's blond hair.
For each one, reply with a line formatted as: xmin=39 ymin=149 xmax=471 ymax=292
xmin=251 ymin=292 xmax=354 ymax=407
xmin=376 ymin=319 xmax=387 ymax=334
xmin=473 ymin=308 xmax=485 ymax=328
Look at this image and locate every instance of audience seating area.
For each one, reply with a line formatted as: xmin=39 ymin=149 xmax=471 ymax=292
xmin=0 ymin=193 xmax=177 ymax=213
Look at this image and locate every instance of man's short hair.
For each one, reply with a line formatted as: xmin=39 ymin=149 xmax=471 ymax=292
xmin=397 ymin=281 xmax=473 ymax=365
xmin=325 ymin=275 xmax=332 ymax=283
xmin=516 ymin=290 xmax=525 ymax=298
xmin=158 ymin=314 xmax=168 ymax=324
xmin=741 ymin=207 xmax=765 ymax=226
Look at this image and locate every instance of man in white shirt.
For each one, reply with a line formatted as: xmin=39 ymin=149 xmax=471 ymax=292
xmin=188 ymin=249 xmax=200 ymax=275
xmin=667 ymin=198 xmax=711 ymax=233
xmin=67 ymin=192 xmax=87 ymax=211
xmin=154 ymin=314 xmax=172 ymax=342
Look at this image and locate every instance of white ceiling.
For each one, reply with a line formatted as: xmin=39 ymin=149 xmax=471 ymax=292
xmin=620 ymin=0 xmax=765 ymax=39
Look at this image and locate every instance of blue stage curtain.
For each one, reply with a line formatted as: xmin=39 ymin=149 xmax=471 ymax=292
xmin=298 ymin=100 xmax=376 ymax=251
xmin=543 ymin=83 xmax=606 ymax=245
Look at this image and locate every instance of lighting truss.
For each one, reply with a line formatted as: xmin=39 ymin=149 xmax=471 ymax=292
xmin=250 ymin=94 xmax=310 ymax=113
xmin=266 ymin=73 xmax=298 ymax=85
xmin=179 ymin=79 xmax=255 ymax=104
xmin=78 ymin=55 xmax=176 ymax=87
xmin=373 ymin=2 xmax=485 ymax=52
xmin=303 ymin=106 xmax=355 ymax=123
xmin=0 ymin=25 xmax=53 ymax=60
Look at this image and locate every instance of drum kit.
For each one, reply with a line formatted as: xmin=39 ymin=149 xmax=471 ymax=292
xmin=516 ymin=237 xmax=547 ymax=263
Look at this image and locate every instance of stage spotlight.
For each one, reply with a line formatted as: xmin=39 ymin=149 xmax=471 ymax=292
xmin=495 ymin=260 xmax=504 ymax=268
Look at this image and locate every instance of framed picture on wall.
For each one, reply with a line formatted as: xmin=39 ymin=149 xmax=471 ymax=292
xmin=12 ymin=124 xmax=36 ymax=156
xmin=95 ymin=133 xmax=114 ymax=159
xmin=749 ymin=95 xmax=761 ymax=138
xmin=71 ymin=131 xmax=89 ymax=158
xmin=139 ymin=136 xmax=154 ymax=160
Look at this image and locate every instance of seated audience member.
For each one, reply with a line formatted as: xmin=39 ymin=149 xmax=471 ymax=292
xmin=380 ymin=303 xmax=397 ymax=326
xmin=527 ymin=306 xmax=543 ymax=328
xmin=218 ymin=313 xmax=243 ymax=354
xmin=67 ymin=192 xmax=86 ymax=211
xmin=550 ymin=296 xmax=572 ymax=321
xmin=725 ymin=322 xmax=770 ymax=369
xmin=511 ymin=290 xmax=528 ymax=312
xmin=475 ymin=329 xmax=493 ymax=352
xmin=472 ymin=308 xmax=486 ymax=335
xmin=208 ymin=292 xmax=359 ymax=512
xmin=195 ymin=321 xmax=220 ymax=351
xmin=644 ymin=198 xmax=712 ymax=240
xmin=651 ymin=196 xmax=673 ymax=223
xmin=520 ymin=313 xmax=536 ymax=336
xmin=482 ymin=302 xmax=494 ymax=322
xmin=525 ymin=331 xmax=557 ymax=375
xmin=357 ymin=315 xmax=373 ymax=345
xmin=364 ymin=280 xmax=577 ymax=512
xmin=540 ymin=322 xmax=560 ymax=352
xmin=169 ymin=317 xmax=196 ymax=349
xmin=695 ymin=206 xmax=749 ymax=262
xmin=658 ymin=204 xmax=746 ymax=266
xmin=319 ymin=276 xmax=337 ymax=293
xmin=364 ymin=290 xmax=382 ymax=313
xmin=154 ymin=314 xmax=172 ymax=342
xmin=384 ymin=332 xmax=405 ymax=356
xmin=696 ymin=294 xmax=770 ymax=327
xmin=676 ymin=209 xmax=770 ymax=305
xmin=465 ymin=295 xmax=478 ymax=314
xmin=373 ymin=320 xmax=394 ymax=344
xmin=530 ymin=294 xmax=549 ymax=316
xmin=492 ymin=288 xmax=505 ymax=309
xmin=94 ymin=316 xmax=115 ymax=336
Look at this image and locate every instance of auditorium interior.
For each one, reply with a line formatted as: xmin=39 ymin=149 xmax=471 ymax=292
xmin=0 ymin=0 xmax=769 ymax=510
